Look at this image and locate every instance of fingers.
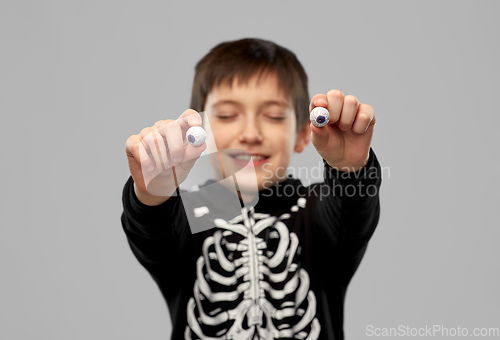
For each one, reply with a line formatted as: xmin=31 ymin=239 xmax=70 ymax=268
xmin=352 ymin=103 xmax=376 ymax=134
xmin=140 ymin=127 xmax=165 ymax=172
xmin=161 ymin=120 xmax=184 ymax=163
xmin=325 ymin=90 xmax=344 ymax=126
xmin=126 ymin=134 xmax=155 ymax=171
xmin=310 ymin=90 xmax=374 ymax=134
xmin=134 ymin=110 xmax=206 ymax=175
xmin=138 ymin=141 xmax=154 ymax=171
xmin=154 ymin=129 xmax=170 ymax=173
xmin=337 ymin=95 xmax=359 ymax=131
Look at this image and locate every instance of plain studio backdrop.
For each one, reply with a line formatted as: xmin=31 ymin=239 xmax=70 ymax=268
xmin=1 ymin=1 xmax=499 ymax=339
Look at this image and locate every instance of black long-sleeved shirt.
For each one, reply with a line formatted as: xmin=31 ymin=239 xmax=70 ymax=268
xmin=121 ymin=147 xmax=382 ymax=339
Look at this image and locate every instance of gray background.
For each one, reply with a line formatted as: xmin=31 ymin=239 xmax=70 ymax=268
xmin=1 ymin=0 xmax=499 ymax=339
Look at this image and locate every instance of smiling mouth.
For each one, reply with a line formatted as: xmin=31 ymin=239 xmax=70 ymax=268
xmin=230 ymin=154 xmax=270 ymax=162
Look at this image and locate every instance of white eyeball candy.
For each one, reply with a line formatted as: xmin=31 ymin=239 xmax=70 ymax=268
xmin=310 ymin=107 xmax=330 ymax=127
xmin=186 ymin=126 xmax=206 ymax=146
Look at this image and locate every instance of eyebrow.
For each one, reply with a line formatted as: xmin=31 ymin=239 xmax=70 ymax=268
xmin=211 ymin=99 xmax=290 ymax=110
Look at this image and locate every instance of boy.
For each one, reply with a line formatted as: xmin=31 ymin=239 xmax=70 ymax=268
xmin=122 ymin=38 xmax=381 ymax=339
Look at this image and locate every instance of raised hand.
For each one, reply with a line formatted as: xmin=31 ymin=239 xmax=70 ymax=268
xmin=309 ymin=90 xmax=375 ymax=172
xmin=125 ymin=109 xmax=206 ymax=204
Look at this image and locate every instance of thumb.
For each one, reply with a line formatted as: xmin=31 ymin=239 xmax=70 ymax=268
xmin=310 ymin=122 xmax=331 ymax=152
xmin=171 ymin=142 xmax=207 ymax=184
xmin=175 ymin=156 xmax=198 ymax=179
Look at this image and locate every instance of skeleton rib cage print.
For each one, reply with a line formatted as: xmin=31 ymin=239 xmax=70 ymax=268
xmin=121 ymin=148 xmax=382 ymax=340
xmin=184 ymin=200 xmax=321 ymax=340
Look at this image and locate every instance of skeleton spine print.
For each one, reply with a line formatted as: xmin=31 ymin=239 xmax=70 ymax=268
xmin=185 ymin=199 xmax=321 ymax=339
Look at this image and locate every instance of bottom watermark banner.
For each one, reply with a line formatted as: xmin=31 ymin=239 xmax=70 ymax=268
xmin=366 ymin=324 xmax=500 ymax=337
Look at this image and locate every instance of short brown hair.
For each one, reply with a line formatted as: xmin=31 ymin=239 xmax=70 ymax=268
xmin=190 ymin=38 xmax=310 ymax=132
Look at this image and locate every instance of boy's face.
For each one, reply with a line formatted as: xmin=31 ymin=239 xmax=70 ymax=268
xmin=203 ymin=72 xmax=310 ymax=192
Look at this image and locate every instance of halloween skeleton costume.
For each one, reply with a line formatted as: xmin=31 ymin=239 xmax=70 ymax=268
xmin=121 ymin=148 xmax=381 ymax=340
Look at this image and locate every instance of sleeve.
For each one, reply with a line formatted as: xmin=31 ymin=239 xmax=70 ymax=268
xmin=315 ymin=147 xmax=382 ymax=285
xmin=120 ymin=176 xmax=192 ymax=280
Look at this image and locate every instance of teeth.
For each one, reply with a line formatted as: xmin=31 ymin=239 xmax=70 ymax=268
xmin=233 ymin=154 xmax=266 ymax=161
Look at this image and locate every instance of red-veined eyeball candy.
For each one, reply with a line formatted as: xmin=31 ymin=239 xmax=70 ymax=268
xmin=186 ymin=126 xmax=206 ymax=146
xmin=310 ymin=107 xmax=330 ymax=127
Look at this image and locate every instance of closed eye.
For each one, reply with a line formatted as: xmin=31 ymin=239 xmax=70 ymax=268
xmin=267 ymin=116 xmax=285 ymax=121
xmin=265 ymin=111 xmax=286 ymax=121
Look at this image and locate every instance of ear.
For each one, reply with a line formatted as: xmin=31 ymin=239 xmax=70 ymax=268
xmin=294 ymin=121 xmax=311 ymax=153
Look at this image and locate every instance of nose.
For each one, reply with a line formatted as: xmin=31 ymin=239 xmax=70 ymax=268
xmin=238 ymin=116 xmax=263 ymax=144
